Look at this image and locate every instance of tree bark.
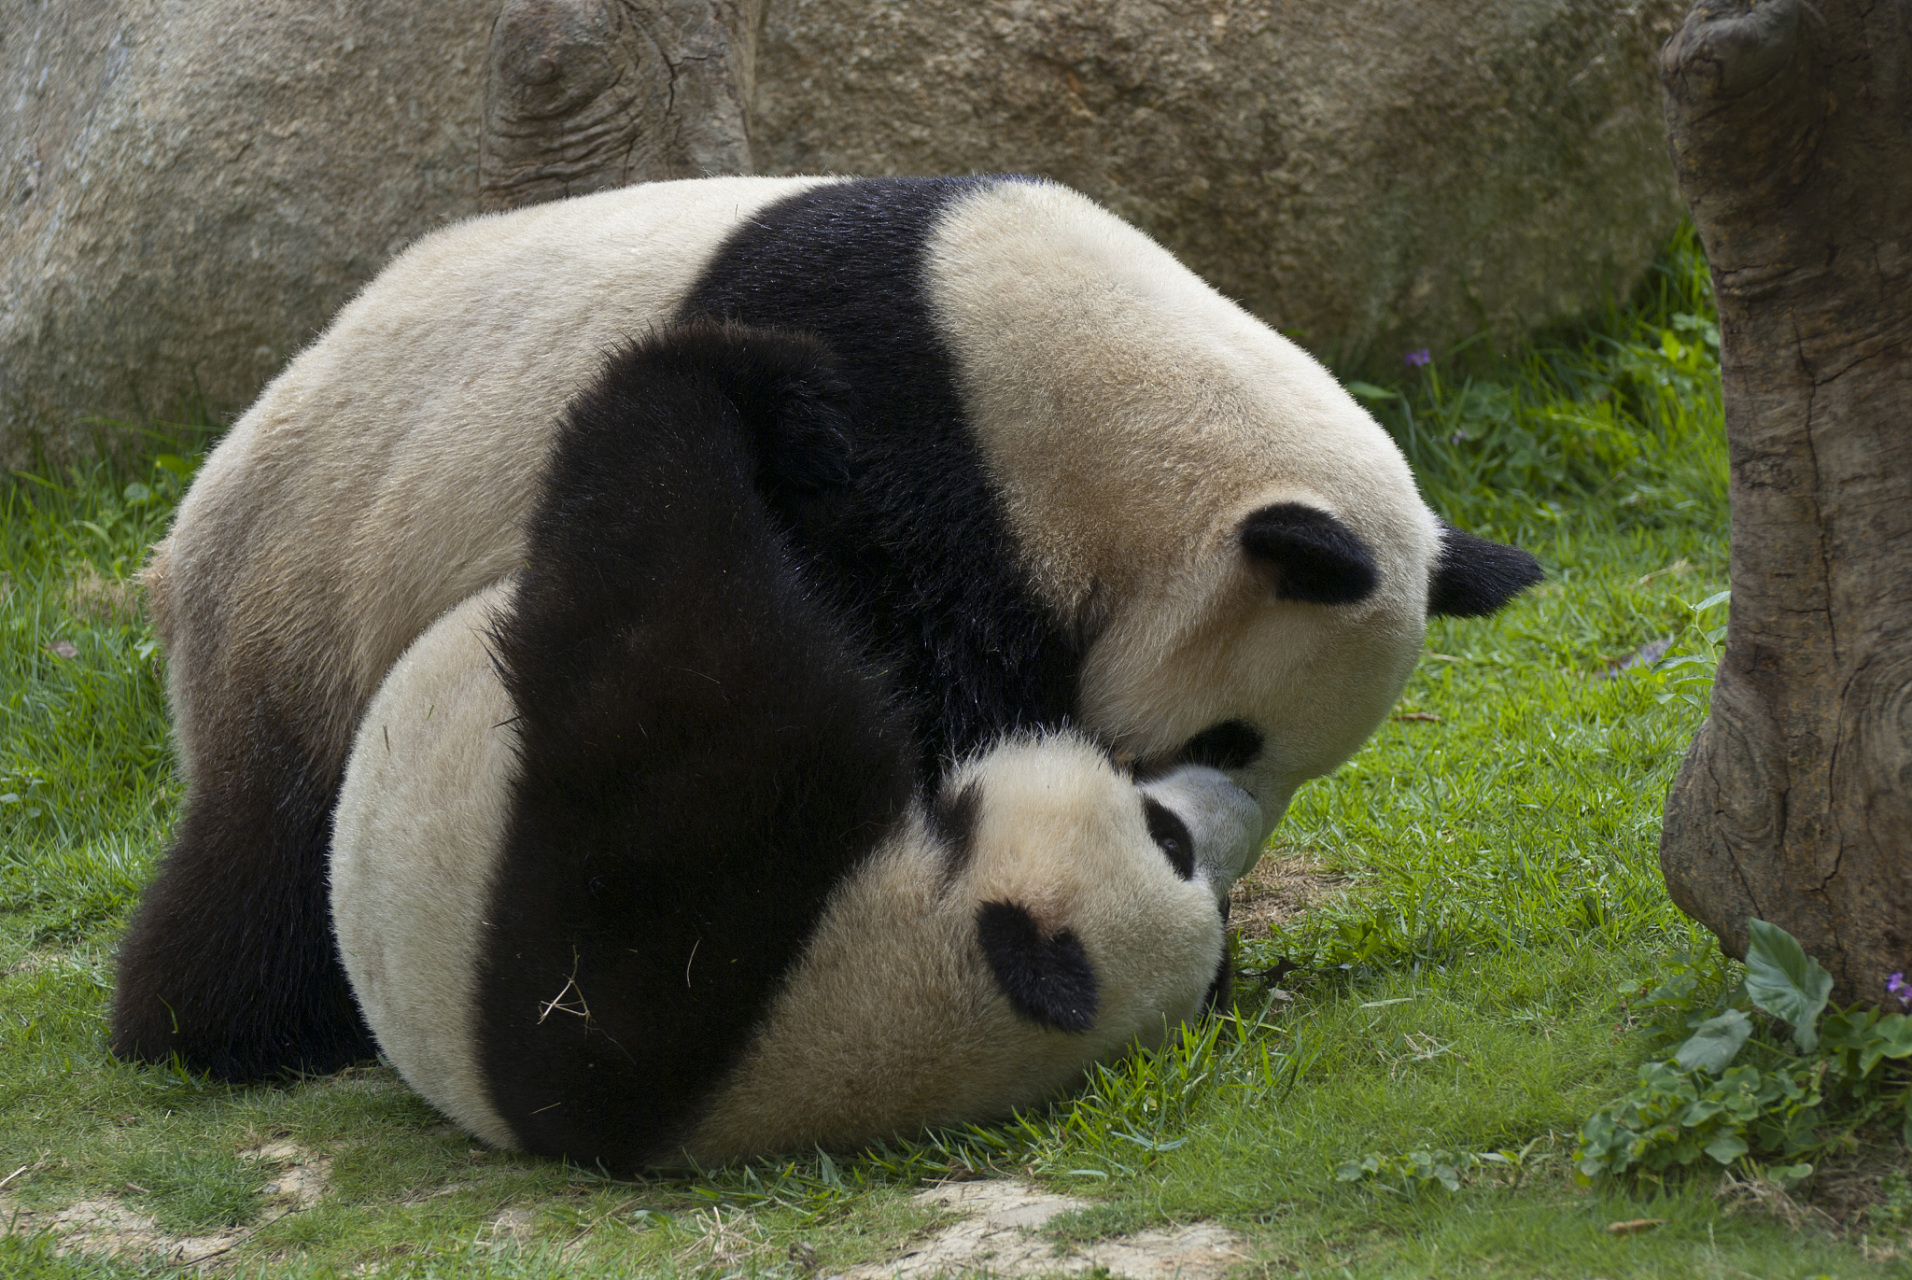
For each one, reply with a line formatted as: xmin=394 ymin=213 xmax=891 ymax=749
xmin=1659 ymin=0 xmax=1912 ymax=1003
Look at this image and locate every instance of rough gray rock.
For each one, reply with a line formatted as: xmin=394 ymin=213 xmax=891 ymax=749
xmin=0 ymin=0 xmax=495 ymax=464
xmin=479 ymin=0 xmax=757 ymax=209
xmin=0 ymin=0 xmax=753 ymax=466
xmin=2 ymin=0 xmax=1683 ymax=465
xmin=752 ymin=0 xmax=1688 ymax=371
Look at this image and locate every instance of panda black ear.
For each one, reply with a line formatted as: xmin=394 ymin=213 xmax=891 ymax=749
xmin=1428 ymin=522 xmax=1544 ymax=617
xmin=1238 ymin=503 xmax=1378 ymax=605
xmin=975 ymin=901 xmax=1099 ymax=1033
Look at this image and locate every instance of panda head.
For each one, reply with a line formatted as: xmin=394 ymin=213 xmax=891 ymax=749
xmin=936 ymin=734 xmax=1261 ymax=1045
xmin=926 ymin=178 xmax=1543 ymax=845
xmin=1076 ymin=498 xmax=1540 ymax=847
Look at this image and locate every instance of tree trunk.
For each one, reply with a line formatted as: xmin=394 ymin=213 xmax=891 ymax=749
xmin=1659 ymin=0 xmax=1912 ymax=1004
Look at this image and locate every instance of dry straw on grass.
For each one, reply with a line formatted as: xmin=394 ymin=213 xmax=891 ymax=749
xmin=1227 ymin=848 xmax=1346 ymax=941
xmin=63 ymin=563 xmax=142 ymax=622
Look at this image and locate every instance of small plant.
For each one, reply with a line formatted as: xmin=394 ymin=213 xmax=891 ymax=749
xmin=1653 ymin=588 xmax=1730 ymax=716
xmin=1334 ymin=1142 xmax=1537 ymax=1196
xmin=1577 ymin=920 xmax=1912 ymax=1183
xmin=1344 ymin=225 xmax=1724 ymax=532
xmin=1866 ymin=1169 xmax=1912 ymax=1229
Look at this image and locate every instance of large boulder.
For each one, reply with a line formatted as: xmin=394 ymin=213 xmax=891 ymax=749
xmin=0 ymin=0 xmax=752 ymax=466
xmin=1 ymin=0 xmax=493 ymax=464
xmin=1 ymin=0 xmax=1683 ymax=465
xmin=752 ymin=0 xmax=1688 ymax=369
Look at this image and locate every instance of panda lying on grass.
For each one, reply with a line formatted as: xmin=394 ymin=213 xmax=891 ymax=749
xmin=328 ymin=324 xmax=1265 ymax=1168
xmin=117 ymin=174 xmax=1541 ymax=1083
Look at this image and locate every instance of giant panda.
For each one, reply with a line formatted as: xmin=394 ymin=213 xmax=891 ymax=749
xmin=116 ymin=174 xmax=1541 ymax=1081
xmin=328 ymin=323 xmax=1263 ymax=1168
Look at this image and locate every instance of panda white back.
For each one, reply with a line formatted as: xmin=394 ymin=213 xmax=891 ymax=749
xmin=157 ymin=176 xmax=829 ymax=775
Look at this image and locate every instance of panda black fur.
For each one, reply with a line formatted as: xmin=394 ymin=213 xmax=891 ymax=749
xmin=328 ymin=324 xmax=1263 ymax=1167
xmin=117 ymin=175 xmax=1541 ymax=1080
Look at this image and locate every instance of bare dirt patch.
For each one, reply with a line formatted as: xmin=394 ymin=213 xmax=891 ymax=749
xmin=1228 ymin=848 xmax=1345 ymax=940
xmin=485 ymin=1205 xmax=540 ymax=1243
xmin=830 ymin=1180 xmax=1245 ymax=1280
xmin=0 ymin=1140 xmax=329 ymax=1268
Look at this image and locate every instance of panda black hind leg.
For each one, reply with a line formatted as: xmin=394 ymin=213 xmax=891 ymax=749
xmin=112 ymin=728 xmax=371 ymax=1080
xmin=113 ymin=481 xmax=376 ymax=1080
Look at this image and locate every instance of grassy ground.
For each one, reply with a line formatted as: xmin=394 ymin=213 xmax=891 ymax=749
xmin=2 ymin=231 xmax=1906 ymax=1277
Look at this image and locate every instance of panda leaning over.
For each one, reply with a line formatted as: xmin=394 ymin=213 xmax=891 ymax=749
xmin=327 ymin=323 xmax=1265 ymax=1169
xmin=118 ymin=174 xmax=1542 ymax=1081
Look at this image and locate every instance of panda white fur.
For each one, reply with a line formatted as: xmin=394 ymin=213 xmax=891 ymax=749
xmin=328 ymin=326 xmax=1262 ymax=1167
xmin=117 ymin=175 xmax=1541 ymax=1080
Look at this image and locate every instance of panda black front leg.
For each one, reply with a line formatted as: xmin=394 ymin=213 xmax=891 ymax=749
xmin=473 ymin=322 xmax=915 ymax=1167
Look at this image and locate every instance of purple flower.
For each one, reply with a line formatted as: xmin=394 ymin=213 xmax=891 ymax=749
xmin=1405 ymin=348 xmax=1432 ymax=368
xmin=1889 ymin=972 xmax=1911 ymax=1010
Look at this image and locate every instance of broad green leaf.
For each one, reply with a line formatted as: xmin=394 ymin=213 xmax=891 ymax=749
xmin=1692 ymin=589 xmax=1731 ymax=612
xmin=1703 ymin=1132 xmax=1747 ymax=1165
xmin=1770 ymin=1162 xmax=1813 ymax=1188
xmin=1743 ymin=918 xmax=1833 ymax=1051
xmin=1861 ymin=1012 xmax=1912 ymax=1074
xmin=1678 ymin=1097 xmax=1725 ymax=1126
xmin=1818 ymin=1007 xmax=1877 ymax=1055
xmin=1674 ymin=1010 xmax=1752 ymax=1073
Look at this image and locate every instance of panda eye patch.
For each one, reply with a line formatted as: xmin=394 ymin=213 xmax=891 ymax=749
xmin=976 ymin=902 xmax=1099 ymax=1033
xmin=1142 ymin=797 xmax=1196 ymax=880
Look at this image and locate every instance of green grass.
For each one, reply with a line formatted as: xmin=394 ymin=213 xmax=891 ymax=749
xmin=3 ymin=231 xmax=1906 ymax=1277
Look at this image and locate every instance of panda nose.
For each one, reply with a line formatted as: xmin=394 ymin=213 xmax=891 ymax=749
xmin=1135 ymin=766 xmax=1262 ymax=903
